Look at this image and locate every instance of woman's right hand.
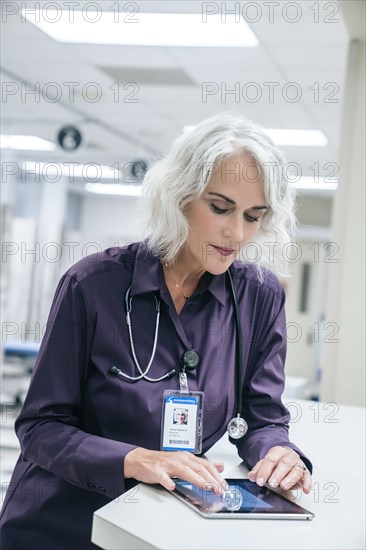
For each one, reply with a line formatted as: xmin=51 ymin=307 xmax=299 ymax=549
xmin=124 ymin=448 xmax=227 ymax=494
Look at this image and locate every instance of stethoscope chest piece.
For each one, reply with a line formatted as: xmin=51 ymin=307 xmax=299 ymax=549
xmin=222 ymin=486 xmax=243 ymax=511
xmin=227 ymin=415 xmax=248 ymax=439
xmin=181 ymin=349 xmax=200 ymax=370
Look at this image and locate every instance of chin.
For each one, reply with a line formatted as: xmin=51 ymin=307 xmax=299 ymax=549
xmin=203 ymin=257 xmax=235 ymax=276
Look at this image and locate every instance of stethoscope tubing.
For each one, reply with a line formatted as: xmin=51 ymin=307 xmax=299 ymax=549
xmin=227 ymin=268 xmax=243 ymax=418
xmin=122 ymin=287 xmax=169 ymax=382
xmin=119 ymin=268 xmax=244 ymax=421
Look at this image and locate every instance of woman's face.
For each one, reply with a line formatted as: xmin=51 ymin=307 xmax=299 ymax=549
xmin=183 ymin=153 xmax=268 ymax=275
xmin=177 ymin=411 xmax=187 ymax=424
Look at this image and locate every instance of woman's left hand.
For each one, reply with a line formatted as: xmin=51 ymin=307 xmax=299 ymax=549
xmin=247 ymin=446 xmax=312 ymax=494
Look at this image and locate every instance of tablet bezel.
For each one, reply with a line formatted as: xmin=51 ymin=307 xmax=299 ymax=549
xmin=171 ymin=478 xmax=314 ymax=520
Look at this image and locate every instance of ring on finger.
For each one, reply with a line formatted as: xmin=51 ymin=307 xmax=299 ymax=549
xmin=292 ymin=463 xmax=307 ymax=473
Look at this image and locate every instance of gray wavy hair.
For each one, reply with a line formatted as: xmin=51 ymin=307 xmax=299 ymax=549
xmin=141 ymin=111 xmax=298 ymax=282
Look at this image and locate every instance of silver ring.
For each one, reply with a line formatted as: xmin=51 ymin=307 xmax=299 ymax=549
xmin=293 ymin=463 xmax=307 ymax=473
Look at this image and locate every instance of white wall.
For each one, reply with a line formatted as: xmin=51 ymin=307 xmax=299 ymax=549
xmin=80 ymin=193 xmax=144 ymax=248
xmin=321 ymin=1 xmax=366 ymax=406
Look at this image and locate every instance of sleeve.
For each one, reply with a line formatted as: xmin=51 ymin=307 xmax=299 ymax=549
xmin=233 ymin=285 xmax=313 ymax=474
xmin=15 ymin=274 xmax=138 ymax=500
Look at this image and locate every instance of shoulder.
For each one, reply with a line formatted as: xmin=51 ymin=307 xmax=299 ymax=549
xmin=230 ymin=261 xmax=285 ymax=301
xmin=64 ymin=242 xmax=141 ymax=284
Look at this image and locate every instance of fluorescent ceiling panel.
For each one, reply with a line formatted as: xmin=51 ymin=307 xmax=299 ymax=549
xmin=22 ymin=11 xmax=259 ymax=47
xmin=1 ymin=135 xmax=55 ymax=151
xmin=99 ymin=66 xmax=196 ymax=86
xmin=85 ymin=183 xmax=142 ymax=196
xmin=22 ymin=162 xmax=122 ymax=180
xmin=84 ymin=177 xmax=338 ymax=197
xmin=296 ymin=177 xmax=338 ymax=191
xmin=264 ymin=129 xmax=328 ymax=147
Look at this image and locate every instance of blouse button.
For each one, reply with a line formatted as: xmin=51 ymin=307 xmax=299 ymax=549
xmin=187 ymin=304 xmax=193 ymax=312
xmin=99 ymin=486 xmax=106 ymax=493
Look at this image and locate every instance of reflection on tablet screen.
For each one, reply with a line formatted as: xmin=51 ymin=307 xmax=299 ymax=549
xmin=176 ymin=481 xmax=272 ymax=513
xmin=173 ymin=479 xmax=314 ymax=517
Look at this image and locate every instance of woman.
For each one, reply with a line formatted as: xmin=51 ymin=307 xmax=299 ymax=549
xmin=0 ymin=112 xmax=312 ymax=549
xmin=174 ymin=409 xmax=188 ymax=425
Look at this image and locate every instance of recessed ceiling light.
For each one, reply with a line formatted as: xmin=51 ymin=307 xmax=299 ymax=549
xmin=1 ymin=135 xmax=55 ymax=151
xmin=22 ymin=10 xmax=259 ymax=47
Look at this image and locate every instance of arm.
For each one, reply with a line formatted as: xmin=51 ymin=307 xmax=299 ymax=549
xmin=15 ymin=273 xmax=226 ymax=498
xmin=234 ymin=284 xmax=313 ymax=487
xmin=15 ymin=274 xmax=137 ymax=500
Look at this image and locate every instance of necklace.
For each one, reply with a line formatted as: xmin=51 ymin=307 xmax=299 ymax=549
xmin=164 ymin=263 xmax=191 ymax=299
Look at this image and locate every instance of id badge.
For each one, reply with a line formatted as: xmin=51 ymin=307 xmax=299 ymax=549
xmin=160 ymin=390 xmax=204 ymax=454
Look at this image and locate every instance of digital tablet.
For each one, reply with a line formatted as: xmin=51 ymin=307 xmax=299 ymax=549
xmin=170 ymin=478 xmax=314 ymax=520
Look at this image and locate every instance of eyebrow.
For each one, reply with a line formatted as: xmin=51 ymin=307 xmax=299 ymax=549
xmin=207 ymin=192 xmax=268 ymax=210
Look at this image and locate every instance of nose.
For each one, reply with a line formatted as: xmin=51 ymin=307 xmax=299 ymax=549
xmin=223 ymin=214 xmax=245 ymax=244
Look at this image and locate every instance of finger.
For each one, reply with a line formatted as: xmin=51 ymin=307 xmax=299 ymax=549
xmin=213 ymin=462 xmax=225 ymax=474
xmin=301 ymin=472 xmax=312 ymax=494
xmin=189 ymin=459 xmax=227 ymax=493
xmin=162 ymin=453 xmax=227 ymax=494
xmin=250 ymin=448 xmax=289 ymax=486
xmin=279 ymin=464 xmax=307 ymax=490
xmin=254 ymin=448 xmax=301 ymax=489
xmin=188 ymin=456 xmax=227 ymax=489
xmin=175 ymin=463 xmax=224 ymax=495
xmin=198 ymin=459 xmax=228 ymax=490
xmin=272 ymin=469 xmax=312 ymax=494
xmin=158 ymin=470 xmax=177 ymax=491
xmin=162 ymin=453 xmax=221 ymax=493
xmin=268 ymin=456 xmax=302 ymax=488
xmin=247 ymin=460 xmax=264 ymax=482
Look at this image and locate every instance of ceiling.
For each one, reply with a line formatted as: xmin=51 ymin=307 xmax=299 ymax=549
xmin=1 ymin=0 xmax=349 ymax=197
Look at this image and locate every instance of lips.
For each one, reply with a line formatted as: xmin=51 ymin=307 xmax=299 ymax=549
xmin=212 ymin=245 xmax=235 ymax=257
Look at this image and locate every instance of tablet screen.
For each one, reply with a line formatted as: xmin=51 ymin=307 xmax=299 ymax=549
xmin=172 ymin=478 xmax=314 ymax=519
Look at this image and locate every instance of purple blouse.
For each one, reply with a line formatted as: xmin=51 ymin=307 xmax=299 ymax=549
xmin=0 ymin=241 xmax=312 ymax=550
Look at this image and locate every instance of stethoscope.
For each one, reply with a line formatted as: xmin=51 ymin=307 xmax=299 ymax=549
xmin=109 ymin=268 xmax=248 ymax=439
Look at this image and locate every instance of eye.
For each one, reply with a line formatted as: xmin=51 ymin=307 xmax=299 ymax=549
xmin=244 ymin=213 xmax=260 ymax=223
xmin=211 ymin=203 xmax=230 ymax=215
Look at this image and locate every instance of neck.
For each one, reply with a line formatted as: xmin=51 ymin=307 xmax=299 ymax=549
xmin=164 ymin=264 xmax=205 ymax=288
xmin=163 ymin=251 xmax=206 ymax=298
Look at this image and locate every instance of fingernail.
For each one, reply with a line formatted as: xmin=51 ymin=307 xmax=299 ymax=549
xmin=257 ymin=477 xmax=265 ymax=486
xmin=269 ymin=479 xmax=278 ymax=487
xmin=248 ymin=474 xmax=255 ymax=481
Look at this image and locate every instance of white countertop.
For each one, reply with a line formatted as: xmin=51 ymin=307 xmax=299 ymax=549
xmin=92 ymin=399 xmax=366 ymax=550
